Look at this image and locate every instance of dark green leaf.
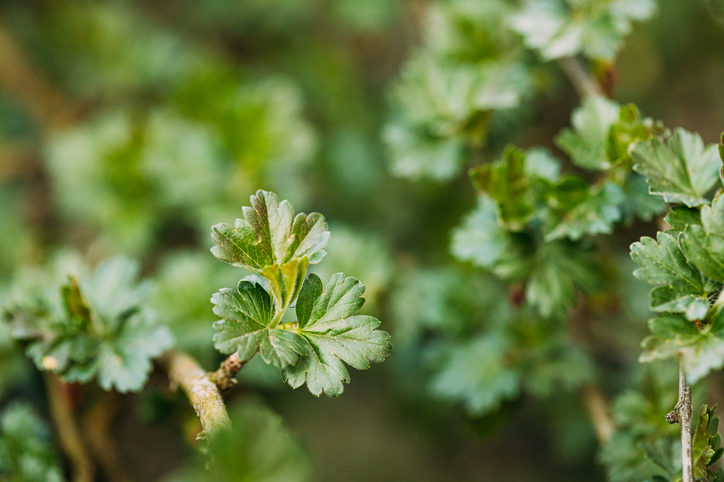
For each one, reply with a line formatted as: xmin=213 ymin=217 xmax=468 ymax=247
xmin=212 ymin=281 xmax=307 ymax=369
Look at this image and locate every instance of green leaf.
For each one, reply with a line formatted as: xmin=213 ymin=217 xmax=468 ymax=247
xmin=640 ymin=310 xmax=724 ymax=383
xmin=384 ymin=122 xmax=465 ymax=181
xmin=665 ymin=206 xmax=701 ymax=231
xmin=525 ymin=241 xmax=596 ymax=317
xmin=212 ymin=281 xmax=307 ymax=369
xmin=430 ymin=334 xmax=520 ymax=415
xmin=681 ymin=193 xmax=724 ymax=283
xmin=211 ymin=190 xmax=330 ymax=314
xmin=470 ymin=146 xmax=535 ymax=230
xmin=282 ymin=273 xmax=392 ymax=397
xmin=555 ymin=96 xmax=621 ymax=171
xmin=623 ymin=174 xmax=667 ymax=223
xmin=543 ymin=181 xmax=625 ymax=241
xmin=169 ymin=398 xmax=313 ymax=482
xmin=0 ymin=404 xmax=64 ymax=482
xmin=450 ymin=194 xmax=529 ymax=280
xmin=511 ymin=0 xmax=656 ymax=61
xmin=630 ymin=232 xmax=710 ymax=321
xmin=693 ymin=404 xmax=720 ymax=479
xmin=20 ymin=257 xmax=174 ymax=393
xmin=631 ymin=128 xmax=720 ymax=207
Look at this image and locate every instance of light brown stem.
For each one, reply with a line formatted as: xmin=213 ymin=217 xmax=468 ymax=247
xmin=162 ymin=351 xmax=231 ymax=437
xmin=559 ymin=56 xmax=604 ymax=98
xmin=666 ymin=361 xmax=693 ymax=482
xmin=208 ymin=352 xmax=248 ymax=390
xmin=44 ymin=374 xmax=95 ymax=482
xmin=82 ymin=391 xmax=130 ymax=482
xmin=580 ymin=384 xmax=614 ymax=443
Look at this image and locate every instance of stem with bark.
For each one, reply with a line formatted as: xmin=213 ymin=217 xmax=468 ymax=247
xmin=162 ymin=351 xmax=231 ymax=437
xmin=580 ymin=384 xmax=614 ymax=443
xmin=44 ymin=374 xmax=95 ymax=482
xmin=559 ymin=56 xmax=604 ymax=98
xmin=666 ymin=361 xmax=693 ymax=482
xmin=209 ymin=352 xmax=248 ymax=391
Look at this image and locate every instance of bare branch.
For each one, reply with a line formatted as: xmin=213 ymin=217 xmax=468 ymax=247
xmin=666 ymin=361 xmax=693 ymax=482
xmin=580 ymin=384 xmax=614 ymax=443
xmin=559 ymin=56 xmax=604 ymax=98
xmin=209 ymin=352 xmax=248 ymax=391
xmin=44 ymin=374 xmax=95 ymax=482
xmin=162 ymin=351 xmax=231 ymax=437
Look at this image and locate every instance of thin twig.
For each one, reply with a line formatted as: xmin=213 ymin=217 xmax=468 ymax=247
xmin=82 ymin=391 xmax=130 ymax=482
xmin=44 ymin=374 xmax=95 ymax=482
xmin=559 ymin=56 xmax=604 ymax=98
xmin=580 ymin=384 xmax=614 ymax=443
xmin=162 ymin=351 xmax=231 ymax=437
xmin=666 ymin=361 xmax=693 ymax=482
xmin=208 ymin=352 xmax=248 ymax=391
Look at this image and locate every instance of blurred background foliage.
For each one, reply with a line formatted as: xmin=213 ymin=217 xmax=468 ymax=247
xmin=1 ymin=0 xmax=724 ymax=481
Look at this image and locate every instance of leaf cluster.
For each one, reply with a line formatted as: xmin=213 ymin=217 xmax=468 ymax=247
xmin=453 ymin=97 xmax=664 ymax=319
xmin=1 ymin=256 xmax=173 ymax=393
xmin=630 ymin=130 xmax=724 ymax=383
xmin=209 ymin=190 xmax=392 ymax=397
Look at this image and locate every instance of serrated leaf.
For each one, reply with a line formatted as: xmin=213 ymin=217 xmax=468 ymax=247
xmin=640 ymin=310 xmax=724 ymax=383
xmin=450 ymin=194 xmax=529 ymax=280
xmin=470 ymin=146 xmax=535 ymax=230
xmin=20 ymin=257 xmax=173 ymax=393
xmin=665 ymin=206 xmax=701 ymax=230
xmin=631 ymin=128 xmax=720 ymax=207
xmin=512 ymin=0 xmax=656 ymax=61
xmin=630 ymin=232 xmax=710 ymax=320
xmin=693 ymin=404 xmax=720 ymax=478
xmin=282 ymin=273 xmax=391 ymax=397
xmin=211 ymin=190 xmax=330 ymax=313
xmin=555 ymin=96 xmax=621 ymax=171
xmin=212 ymin=281 xmax=307 ymax=370
xmin=623 ymin=174 xmax=667 ymax=223
xmin=526 ymin=241 xmax=596 ymax=317
xmin=681 ymin=193 xmax=724 ymax=283
xmin=543 ymin=181 xmax=625 ymax=241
